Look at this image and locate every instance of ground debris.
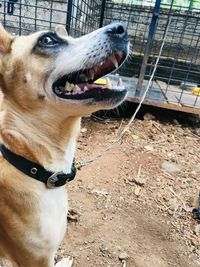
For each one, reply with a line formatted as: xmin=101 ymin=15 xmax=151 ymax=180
xmin=67 ymin=209 xmax=80 ymax=223
xmin=33 ymin=117 xmax=200 ymax=267
xmin=161 ymin=161 xmax=183 ymax=173
xmin=118 ymin=251 xmax=128 ymax=260
xmin=131 ymin=175 xmax=147 ymax=186
xmin=194 ymin=224 xmax=200 ymax=234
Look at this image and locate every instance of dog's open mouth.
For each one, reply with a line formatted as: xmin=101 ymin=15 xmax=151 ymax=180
xmin=52 ymin=51 xmax=127 ymax=100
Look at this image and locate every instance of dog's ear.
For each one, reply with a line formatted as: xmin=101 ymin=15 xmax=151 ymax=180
xmin=0 ymin=24 xmax=12 ymax=57
xmin=55 ymin=25 xmax=68 ymax=36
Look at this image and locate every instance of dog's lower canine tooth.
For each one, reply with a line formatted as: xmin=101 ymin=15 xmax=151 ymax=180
xmin=74 ymin=85 xmax=82 ymax=94
xmin=106 ymin=78 xmax=112 ymax=89
xmin=117 ymin=78 xmax=123 ymax=87
xmin=83 ymin=86 xmax=88 ymax=92
xmin=109 ymin=55 xmax=118 ymax=69
xmin=89 ymin=69 xmax=94 ymax=80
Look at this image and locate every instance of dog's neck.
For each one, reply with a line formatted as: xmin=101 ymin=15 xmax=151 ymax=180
xmin=0 ymin=100 xmax=81 ymax=174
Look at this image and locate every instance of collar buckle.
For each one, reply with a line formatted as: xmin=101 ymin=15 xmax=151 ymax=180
xmin=47 ymin=172 xmax=64 ymax=189
xmin=0 ymin=144 xmax=76 ymax=188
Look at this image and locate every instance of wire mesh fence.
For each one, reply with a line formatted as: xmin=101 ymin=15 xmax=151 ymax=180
xmin=0 ymin=0 xmax=102 ymax=36
xmin=0 ymin=0 xmax=68 ymax=34
xmin=68 ymin=0 xmax=102 ymax=37
xmin=0 ymin=0 xmax=200 ymax=111
xmin=103 ymin=0 xmax=200 ymax=110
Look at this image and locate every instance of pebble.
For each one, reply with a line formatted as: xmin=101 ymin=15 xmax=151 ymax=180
xmin=91 ymin=189 xmax=109 ymax=197
xmin=161 ymin=161 xmax=182 ymax=173
xmin=133 ymin=175 xmax=147 ymax=186
xmin=144 ymin=145 xmax=154 ymax=152
xmin=81 ymin=128 xmax=87 ymax=133
xmin=118 ymin=251 xmax=128 ymax=260
xmin=194 ymin=224 xmax=200 ymax=234
xmin=143 ymin=113 xmax=156 ymax=121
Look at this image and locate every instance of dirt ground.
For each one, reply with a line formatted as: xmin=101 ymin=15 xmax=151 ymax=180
xmin=1 ymin=109 xmax=200 ymax=267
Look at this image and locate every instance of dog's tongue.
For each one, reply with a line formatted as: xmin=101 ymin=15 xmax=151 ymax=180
xmin=78 ymin=82 xmax=106 ymax=91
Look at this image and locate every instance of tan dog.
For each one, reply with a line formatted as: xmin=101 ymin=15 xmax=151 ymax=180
xmin=0 ymin=22 xmax=129 ymax=267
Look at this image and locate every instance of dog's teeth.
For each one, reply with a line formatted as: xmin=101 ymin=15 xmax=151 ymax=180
xmin=106 ymin=78 xmax=112 ymax=89
xmin=74 ymin=85 xmax=82 ymax=94
xmin=117 ymin=78 xmax=123 ymax=87
xmin=100 ymin=61 xmax=104 ymax=66
xmin=109 ymin=55 xmax=118 ymax=69
xmin=65 ymin=82 xmax=75 ymax=92
xmin=83 ymin=86 xmax=88 ymax=92
xmin=65 ymin=82 xmax=71 ymax=91
xmin=89 ymin=70 xmax=94 ymax=80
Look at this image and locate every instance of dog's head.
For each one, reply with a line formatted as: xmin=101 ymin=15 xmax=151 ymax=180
xmin=0 ymin=23 xmax=129 ymax=116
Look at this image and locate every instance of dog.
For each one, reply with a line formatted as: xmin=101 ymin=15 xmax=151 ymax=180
xmin=0 ymin=22 xmax=129 ymax=267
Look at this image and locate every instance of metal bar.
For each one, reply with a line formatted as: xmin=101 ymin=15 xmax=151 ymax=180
xmin=99 ymin=0 xmax=106 ymax=28
xmin=34 ymin=0 xmax=38 ymax=32
xmin=66 ymin=0 xmax=73 ymax=34
xmin=18 ymin=0 xmax=21 ymax=35
xmin=135 ymin=0 xmax=162 ymax=97
xmin=3 ymin=0 xmax=6 ymax=27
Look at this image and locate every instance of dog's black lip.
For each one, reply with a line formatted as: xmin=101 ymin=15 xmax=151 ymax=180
xmin=53 ymin=87 xmax=127 ymax=101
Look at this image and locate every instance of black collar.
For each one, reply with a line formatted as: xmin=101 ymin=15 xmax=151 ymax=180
xmin=0 ymin=144 xmax=76 ymax=189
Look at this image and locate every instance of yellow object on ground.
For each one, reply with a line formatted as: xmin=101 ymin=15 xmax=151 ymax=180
xmin=94 ymin=78 xmax=107 ymax=85
xmin=192 ymin=87 xmax=200 ymax=96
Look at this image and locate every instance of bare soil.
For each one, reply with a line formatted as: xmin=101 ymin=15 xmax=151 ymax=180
xmin=1 ymin=113 xmax=200 ymax=267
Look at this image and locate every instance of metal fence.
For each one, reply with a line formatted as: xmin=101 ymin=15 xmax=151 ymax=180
xmin=0 ymin=0 xmax=200 ymax=112
xmin=0 ymin=0 xmax=102 ymax=36
xmin=104 ymin=0 xmax=200 ymax=112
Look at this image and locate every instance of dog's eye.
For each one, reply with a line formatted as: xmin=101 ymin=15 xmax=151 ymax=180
xmin=38 ymin=35 xmax=58 ymax=47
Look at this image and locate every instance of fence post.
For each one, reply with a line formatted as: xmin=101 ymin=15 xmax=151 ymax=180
xmin=66 ymin=0 xmax=73 ymax=34
xmin=99 ymin=0 xmax=106 ymax=28
xmin=135 ymin=0 xmax=162 ymax=97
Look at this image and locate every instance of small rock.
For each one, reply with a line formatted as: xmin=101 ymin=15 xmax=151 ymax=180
xmin=67 ymin=209 xmax=80 ymax=222
xmin=161 ymin=161 xmax=182 ymax=173
xmin=144 ymin=145 xmax=154 ymax=152
xmin=193 ymin=164 xmax=200 ymax=174
xmin=173 ymin=119 xmax=179 ymax=125
xmin=132 ymin=134 xmax=140 ymax=140
xmin=132 ymin=175 xmax=147 ymax=186
xmin=100 ymin=246 xmax=111 ymax=257
xmin=134 ymin=186 xmax=141 ymax=196
xmin=118 ymin=251 xmax=128 ymax=260
xmin=143 ymin=113 xmax=156 ymax=121
xmin=91 ymin=189 xmax=109 ymax=197
xmin=194 ymin=128 xmax=200 ymax=136
xmin=194 ymin=224 xmax=200 ymax=234
xmin=81 ymin=128 xmax=87 ymax=133
xmin=183 ymin=205 xmax=193 ymax=213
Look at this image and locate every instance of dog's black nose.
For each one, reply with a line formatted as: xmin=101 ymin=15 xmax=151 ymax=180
xmin=105 ymin=22 xmax=127 ymax=39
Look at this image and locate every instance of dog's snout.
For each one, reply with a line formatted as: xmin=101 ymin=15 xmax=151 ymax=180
xmin=105 ymin=23 xmax=127 ymax=39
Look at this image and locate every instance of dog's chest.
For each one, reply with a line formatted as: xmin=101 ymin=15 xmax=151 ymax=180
xmin=26 ymin=187 xmax=68 ymax=254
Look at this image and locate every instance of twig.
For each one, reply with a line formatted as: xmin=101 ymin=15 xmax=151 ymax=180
xmin=122 ymin=260 xmax=126 ymax=267
xmin=137 ymin=164 xmax=142 ymax=179
xmin=168 ymin=186 xmax=186 ymax=209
